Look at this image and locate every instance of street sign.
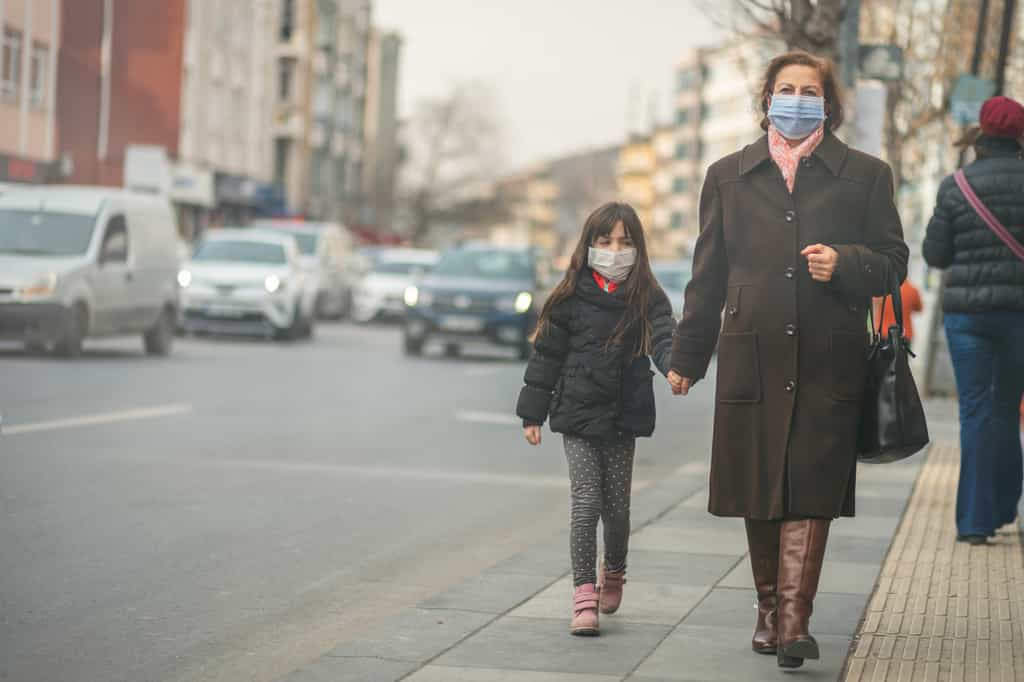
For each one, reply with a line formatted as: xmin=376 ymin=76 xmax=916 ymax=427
xmin=950 ymin=74 xmax=997 ymax=125
xmin=859 ymin=45 xmax=904 ymax=81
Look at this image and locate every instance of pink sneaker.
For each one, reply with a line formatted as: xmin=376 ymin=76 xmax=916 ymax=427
xmin=598 ymin=561 xmax=626 ymax=614
xmin=570 ymin=583 xmax=600 ymax=636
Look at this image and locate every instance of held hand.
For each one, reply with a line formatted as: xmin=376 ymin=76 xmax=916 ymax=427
xmin=667 ymin=371 xmax=693 ymax=396
xmin=524 ymin=425 xmax=542 ymax=446
xmin=800 ymin=244 xmax=839 ymax=282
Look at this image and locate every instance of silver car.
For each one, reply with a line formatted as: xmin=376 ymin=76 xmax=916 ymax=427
xmin=178 ymin=230 xmax=317 ymax=340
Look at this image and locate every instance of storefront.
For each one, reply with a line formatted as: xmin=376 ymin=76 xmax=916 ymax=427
xmin=170 ymin=163 xmax=214 ymax=241
xmin=0 ymin=153 xmax=60 ymax=185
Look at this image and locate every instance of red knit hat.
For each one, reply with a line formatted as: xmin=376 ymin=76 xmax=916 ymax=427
xmin=979 ymin=96 xmax=1024 ymax=139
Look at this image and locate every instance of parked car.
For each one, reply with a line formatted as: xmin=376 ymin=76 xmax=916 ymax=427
xmin=351 ymin=249 xmax=439 ymax=323
xmin=652 ymin=260 xmax=692 ymax=319
xmin=402 ymin=244 xmax=542 ymax=359
xmin=0 ymin=186 xmax=180 ymax=357
xmin=178 ymin=229 xmax=316 ymax=340
xmin=255 ymin=220 xmax=355 ymax=319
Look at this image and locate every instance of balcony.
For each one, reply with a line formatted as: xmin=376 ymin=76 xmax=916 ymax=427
xmin=273 ymin=106 xmax=304 ymax=138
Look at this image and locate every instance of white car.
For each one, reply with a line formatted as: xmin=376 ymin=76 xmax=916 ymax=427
xmin=178 ymin=229 xmax=316 ymax=340
xmin=0 ymin=186 xmax=180 ymax=357
xmin=351 ymin=249 xmax=439 ymax=323
xmin=255 ymin=220 xmax=356 ymax=320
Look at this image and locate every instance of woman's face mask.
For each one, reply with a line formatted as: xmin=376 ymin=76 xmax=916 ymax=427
xmin=768 ymin=94 xmax=826 ymax=140
xmin=588 ymin=247 xmax=636 ymax=283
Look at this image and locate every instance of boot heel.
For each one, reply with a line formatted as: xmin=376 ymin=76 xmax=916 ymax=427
xmin=777 ymin=636 xmax=819 ymax=668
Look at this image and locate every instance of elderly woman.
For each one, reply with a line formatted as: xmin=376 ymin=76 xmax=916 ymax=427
xmin=667 ymin=51 xmax=908 ymax=669
xmin=923 ymin=96 xmax=1024 ymax=546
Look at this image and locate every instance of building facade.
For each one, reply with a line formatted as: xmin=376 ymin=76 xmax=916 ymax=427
xmin=362 ymin=28 xmax=401 ymax=231
xmin=0 ymin=0 xmax=61 ymax=185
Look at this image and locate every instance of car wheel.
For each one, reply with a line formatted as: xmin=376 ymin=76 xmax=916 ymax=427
xmin=443 ymin=342 xmax=460 ymax=358
xmin=25 ymin=339 xmax=48 ymax=355
xmin=143 ymin=307 xmax=175 ymax=356
xmin=518 ymin=339 xmax=532 ymax=361
xmin=275 ymin=303 xmax=304 ymax=342
xmin=54 ymin=304 xmax=86 ymax=358
xmin=403 ymin=328 xmax=424 ymax=356
xmin=314 ymin=292 xmax=327 ymax=319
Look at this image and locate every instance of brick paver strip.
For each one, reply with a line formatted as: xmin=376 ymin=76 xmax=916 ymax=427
xmin=842 ymin=442 xmax=1024 ymax=682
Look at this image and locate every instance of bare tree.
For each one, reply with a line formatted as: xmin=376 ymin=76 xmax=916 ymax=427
xmin=401 ymin=81 xmax=503 ymax=245
xmin=705 ymin=0 xmax=847 ymax=60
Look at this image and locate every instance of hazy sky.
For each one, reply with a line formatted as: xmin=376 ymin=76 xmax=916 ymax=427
xmin=374 ymin=1 xmax=720 ymax=171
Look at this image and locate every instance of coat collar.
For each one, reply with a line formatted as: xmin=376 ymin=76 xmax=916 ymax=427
xmin=740 ymin=130 xmax=849 ymax=177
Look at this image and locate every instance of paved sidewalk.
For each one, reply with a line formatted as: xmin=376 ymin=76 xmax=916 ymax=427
xmin=282 ymin=404 xmax=986 ymax=682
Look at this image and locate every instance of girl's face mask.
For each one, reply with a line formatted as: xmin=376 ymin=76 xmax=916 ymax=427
xmin=588 ymin=247 xmax=636 ymax=283
xmin=767 ymin=94 xmax=826 ymax=140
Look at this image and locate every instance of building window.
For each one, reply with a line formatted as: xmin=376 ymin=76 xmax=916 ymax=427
xmin=274 ymin=138 xmax=290 ymax=186
xmin=29 ymin=43 xmax=47 ymax=108
xmin=676 ymin=108 xmax=690 ymax=126
xmin=1 ymin=28 xmax=22 ymax=101
xmin=672 ymin=177 xmax=688 ymax=194
xmin=280 ymin=0 xmax=295 ymax=41
xmin=671 ymin=212 xmax=685 ymax=229
xmin=278 ymin=60 xmax=294 ymax=102
xmin=675 ymin=143 xmax=690 ymax=160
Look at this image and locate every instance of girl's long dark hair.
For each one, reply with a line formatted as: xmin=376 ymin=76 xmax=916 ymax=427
xmin=533 ymin=201 xmax=661 ymax=355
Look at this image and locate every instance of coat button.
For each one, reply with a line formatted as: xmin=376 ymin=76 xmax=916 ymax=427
xmin=801 ymin=157 xmax=813 ymax=168
xmin=785 ymin=267 xmax=795 ymax=279
xmin=864 ymin=264 xmax=873 ymax=273
xmin=728 ymin=306 xmax=738 ymax=316
xmin=785 ymin=380 xmax=796 ymax=392
xmin=785 ymin=210 xmax=796 ymax=223
xmin=785 ymin=324 xmax=797 ymax=336
xmin=849 ymin=304 xmax=858 ymax=312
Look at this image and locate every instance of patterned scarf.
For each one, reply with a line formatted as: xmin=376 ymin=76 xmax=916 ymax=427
xmin=768 ymin=123 xmax=825 ymax=193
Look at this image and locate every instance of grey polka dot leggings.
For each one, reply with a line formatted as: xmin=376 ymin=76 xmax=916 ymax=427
xmin=563 ymin=434 xmax=637 ymax=587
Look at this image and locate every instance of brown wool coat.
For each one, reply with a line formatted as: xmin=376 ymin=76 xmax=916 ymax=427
xmin=670 ymin=132 xmax=909 ymax=520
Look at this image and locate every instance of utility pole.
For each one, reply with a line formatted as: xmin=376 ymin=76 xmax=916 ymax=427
xmin=994 ymin=0 xmax=1018 ymax=95
xmin=838 ymin=0 xmax=862 ymax=90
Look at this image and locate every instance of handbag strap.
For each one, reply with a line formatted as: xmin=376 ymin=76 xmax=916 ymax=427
xmin=868 ymin=273 xmax=904 ymax=339
xmin=954 ymin=169 xmax=1024 ymax=263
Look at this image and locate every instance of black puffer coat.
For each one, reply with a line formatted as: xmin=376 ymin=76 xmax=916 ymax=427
xmin=516 ymin=272 xmax=675 ymax=439
xmin=923 ymin=140 xmax=1024 ymax=313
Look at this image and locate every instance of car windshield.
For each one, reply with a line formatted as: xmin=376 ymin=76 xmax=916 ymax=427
xmin=290 ymin=233 xmax=318 ymax=255
xmin=192 ymin=240 xmax=287 ymax=264
xmin=373 ymin=261 xmax=429 ymax=275
xmin=433 ymin=249 xmax=533 ymax=280
xmin=0 ymin=209 xmax=96 ymax=256
xmin=653 ymin=266 xmax=691 ymax=291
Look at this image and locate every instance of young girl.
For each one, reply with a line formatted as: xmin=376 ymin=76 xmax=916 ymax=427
xmin=516 ymin=201 xmax=675 ymax=636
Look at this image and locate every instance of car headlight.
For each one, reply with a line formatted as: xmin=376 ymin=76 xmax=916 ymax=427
xmin=403 ymin=285 xmax=419 ymax=307
xmin=177 ymin=269 xmax=192 ymax=288
xmin=514 ymin=291 xmax=533 ymax=314
xmin=265 ymin=275 xmax=284 ymax=293
xmin=19 ymin=273 xmax=57 ymax=299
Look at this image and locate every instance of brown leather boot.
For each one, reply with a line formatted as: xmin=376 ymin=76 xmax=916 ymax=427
xmin=744 ymin=519 xmax=781 ymax=655
xmin=776 ymin=518 xmax=831 ymax=668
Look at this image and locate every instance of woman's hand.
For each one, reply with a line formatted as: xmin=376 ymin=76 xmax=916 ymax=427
xmin=667 ymin=371 xmax=693 ymax=396
xmin=801 ymin=244 xmax=839 ymax=282
xmin=524 ymin=425 xmax=542 ymax=446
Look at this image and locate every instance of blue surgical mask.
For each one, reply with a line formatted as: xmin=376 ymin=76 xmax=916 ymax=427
xmin=767 ymin=94 xmax=826 ymax=140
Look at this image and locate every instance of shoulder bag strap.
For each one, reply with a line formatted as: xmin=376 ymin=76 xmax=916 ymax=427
xmin=954 ymin=169 xmax=1024 ymax=263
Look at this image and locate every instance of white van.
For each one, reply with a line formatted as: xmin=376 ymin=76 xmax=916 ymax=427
xmin=0 ymin=186 xmax=181 ymax=357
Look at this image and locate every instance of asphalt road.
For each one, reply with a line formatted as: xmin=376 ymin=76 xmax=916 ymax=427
xmin=0 ymin=323 xmax=716 ymax=682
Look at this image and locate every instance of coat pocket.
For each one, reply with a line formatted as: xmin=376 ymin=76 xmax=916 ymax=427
xmin=830 ymin=330 xmax=868 ymax=402
xmin=716 ymin=332 xmax=762 ymax=404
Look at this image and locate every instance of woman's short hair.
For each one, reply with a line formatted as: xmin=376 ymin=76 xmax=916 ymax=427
xmin=757 ymin=50 xmax=846 ymax=132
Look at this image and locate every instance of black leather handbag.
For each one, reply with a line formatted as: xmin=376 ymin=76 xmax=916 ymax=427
xmin=857 ymin=279 xmax=930 ymax=463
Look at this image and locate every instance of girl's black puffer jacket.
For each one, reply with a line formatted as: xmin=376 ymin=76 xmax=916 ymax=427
xmin=516 ymin=271 xmax=675 ymax=439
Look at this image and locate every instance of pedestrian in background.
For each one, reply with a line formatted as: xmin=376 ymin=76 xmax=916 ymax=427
xmin=667 ymin=51 xmax=908 ymax=669
xmin=873 ymin=279 xmax=923 ymax=350
xmin=922 ymin=95 xmax=1024 ymax=546
xmin=516 ymin=201 xmax=675 ymax=636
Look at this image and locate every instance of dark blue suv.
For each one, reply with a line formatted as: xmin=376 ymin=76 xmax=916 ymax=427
xmin=402 ymin=244 xmax=543 ymax=359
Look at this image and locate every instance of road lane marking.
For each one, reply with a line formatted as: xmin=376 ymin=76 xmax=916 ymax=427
xmin=3 ymin=403 xmax=193 ymax=436
xmin=455 ymin=410 xmax=520 ymax=426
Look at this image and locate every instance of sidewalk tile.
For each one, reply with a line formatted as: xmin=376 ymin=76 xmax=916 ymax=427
xmin=417 ymin=571 xmax=558 ymax=614
xmin=406 ymin=666 xmax=620 ymax=681
xmin=625 ymin=550 xmax=739 ymax=587
xmin=434 ymin=616 xmax=671 ymax=676
xmin=509 ymin=576 xmax=707 ymax=625
xmin=830 ymin=515 xmax=902 ymax=540
xmin=326 ymin=608 xmax=492 ymax=662
xmin=629 ymin=526 xmax=747 ymax=556
xmin=631 ymin=624 xmax=851 ymax=681
xmin=488 ymin=541 xmax=570 ymax=578
xmin=656 ymin=507 xmax=745 ymax=532
xmin=683 ymin=587 xmax=866 ymax=636
xmin=281 ymin=656 xmax=418 ymax=682
xmin=825 ymin=534 xmax=893 ymax=564
xmin=720 ymin=558 xmax=881 ymax=595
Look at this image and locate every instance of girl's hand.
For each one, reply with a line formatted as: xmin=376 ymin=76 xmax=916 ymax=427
xmin=668 ymin=371 xmax=693 ymax=396
xmin=801 ymin=244 xmax=839 ymax=282
xmin=524 ymin=425 xmax=542 ymax=445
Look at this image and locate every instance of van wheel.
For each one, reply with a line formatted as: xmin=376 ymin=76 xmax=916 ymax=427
xmin=403 ymin=329 xmax=424 ymax=356
xmin=54 ymin=304 xmax=86 ymax=358
xmin=144 ymin=308 xmax=175 ymax=356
